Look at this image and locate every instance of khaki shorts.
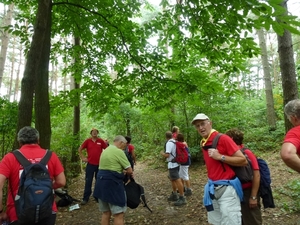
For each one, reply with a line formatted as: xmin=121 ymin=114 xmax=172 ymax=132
xmin=98 ymin=199 xmax=127 ymax=215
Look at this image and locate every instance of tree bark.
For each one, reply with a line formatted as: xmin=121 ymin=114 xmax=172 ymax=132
xmin=9 ymin=37 xmax=16 ymax=98
xmin=34 ymin=0 xmax=52 ymax=149
xmin=257 ymin=28 xmax=277 ymax=130
xmin=71 ymin=36 xmax=81 ymax=175
xmin=15 ymin=0 xmax=52 ymax=148
xmin=277 ymin=1 xmax=298 ymax=132
xmin=0 ymin=4 xmax=14 ymax=90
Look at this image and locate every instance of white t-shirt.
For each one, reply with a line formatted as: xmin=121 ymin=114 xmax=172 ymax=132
xmin=165 ymin=139 xmax=179 ymax=169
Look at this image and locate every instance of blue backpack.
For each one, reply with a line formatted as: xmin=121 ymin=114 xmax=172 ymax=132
xmin=12 ymin=150 xmax=54 ymax=224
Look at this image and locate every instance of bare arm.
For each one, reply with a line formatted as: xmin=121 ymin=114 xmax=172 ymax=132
xmin=78 ymin=146 xmax=88 ymax=162
xmin=53 ymin=172 xmax=66 ymax=190
xmin=124 ymin=167 xmax=133 ymax=176
xmin=209 ymin=149 xmax=247 ymax=166
xmin=249 ymin=169 xmax=260 ymax=208
xmin=281 ymin=142 xmax=300 ymax=173
xmin=160 ymin=151 xmax=170 ymax=159
xmin=0 ymin=174 xmax=8 ymax=222
xmin=131 ymin=151 xmax=136 ymax=164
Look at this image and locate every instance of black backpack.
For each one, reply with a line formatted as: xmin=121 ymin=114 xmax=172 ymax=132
xmin=211 ymin=133 xmax=253 ymax=183
xmin=124 ymin=178 xmax=152 ymax=213
xmin=12 ymin=150 xmax=54 ymax=224
xmin=55 ymin=189 xmax=80 ymax=207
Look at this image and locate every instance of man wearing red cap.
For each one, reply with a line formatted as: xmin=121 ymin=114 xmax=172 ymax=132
xmin=78 ymin=128 xmax=107 ymax=205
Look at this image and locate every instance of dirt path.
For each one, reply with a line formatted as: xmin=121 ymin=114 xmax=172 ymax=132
xmin=56 ymin=153 xmax=300 ymax=225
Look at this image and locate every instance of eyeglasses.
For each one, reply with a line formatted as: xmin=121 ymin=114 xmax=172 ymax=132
xmin=195 ymin=120 xmax=209 ymax=128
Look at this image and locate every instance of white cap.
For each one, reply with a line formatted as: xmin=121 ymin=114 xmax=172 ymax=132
xmin=191 ymin=113 xmax=210 ymax=124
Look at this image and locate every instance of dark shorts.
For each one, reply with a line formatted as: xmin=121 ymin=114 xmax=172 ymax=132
xmin=168 ymin=166 xmax=180 ymax=180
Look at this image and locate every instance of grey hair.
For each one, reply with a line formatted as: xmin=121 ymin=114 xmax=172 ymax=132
xmin=284 ymin=99 xmax=300 ymax=119
xmin=17 ymin=126 xmax=39 ymax=144
xmin=113 ymin=135 xmax=127 ymax=144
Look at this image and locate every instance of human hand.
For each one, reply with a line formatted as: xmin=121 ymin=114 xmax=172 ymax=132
xmin=208 ymin=148 xmax=221 ymax=160
xmin=249 ymin=198 xmax=258 ymax=208
xmin=0 ymin=212 xmax=8 ymax=223
xmin=81 ymin=157 xmax=88 ymax=162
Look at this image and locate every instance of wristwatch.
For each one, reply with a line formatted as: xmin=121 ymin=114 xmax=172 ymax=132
xmin=250 ymin=196 xmax=257 ymax=200
xmin=221 ymin=155 xmax=225 ymax=162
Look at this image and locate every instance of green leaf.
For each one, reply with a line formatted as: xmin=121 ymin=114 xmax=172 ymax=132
xmin=272 ymin=22 xmax=284 ymax=35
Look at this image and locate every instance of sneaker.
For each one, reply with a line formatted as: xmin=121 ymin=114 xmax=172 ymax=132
xmin=174 ymin=196 xmax=187 ymax=206
xmin=185 ymin=188 xmax=192 ymax=196
xmin=81 ymin=200 xmax=88 ymax=205
xmin=167 ymin=192 xmax=179 ymax=201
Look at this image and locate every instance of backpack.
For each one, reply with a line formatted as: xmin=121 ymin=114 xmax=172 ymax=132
xmin=170 ymin=141 xmax=189 ymax=164
xmin=55 ymin=189 xmax=80 ymax=207
xmin=257 ymin=158 xmax=275 ymax=208
xmin=125 ymin=146 xmax=134 ymax=169
xmin=124 ymin=178 xmax=152 ymax=213
xmin=12 ymin=150 xmax=54 ymax=224
xmin=211 ymin=133 xmax=253 ymax=183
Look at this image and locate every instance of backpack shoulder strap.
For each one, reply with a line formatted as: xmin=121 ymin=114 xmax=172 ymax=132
xmin=40 ymin=150 xmax=52 ymax=166
xmin=137 ymin=181 xmax=152 ymax=213
xmin=212 ymin=133 xmax=222 ymax=149
xmin=12 ymin=150 xmax=31 ymax=167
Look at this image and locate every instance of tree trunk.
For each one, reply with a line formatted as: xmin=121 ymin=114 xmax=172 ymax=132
xmin=71 ymin=36 xmax=81 ymax=176
xmin=0 ymin=4 xmax=14 ymax=89
xmin=277 ymin=1 xmax=298 ymax=132
xmin=9 ymin=37 xmax=16 ymax=98
xmin=14 ymin=44 xmax=22 ymax=101
xmin=15 ymin=0 xmax=52 ymax=148
xmin=257 ymin=28 xmax=277 ymax=130
xmin=34 ymin=0 xmax=52 ymax=149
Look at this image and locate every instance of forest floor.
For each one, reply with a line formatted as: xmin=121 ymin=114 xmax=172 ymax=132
xmin=56 ymin=151 xmax=300 ymax=225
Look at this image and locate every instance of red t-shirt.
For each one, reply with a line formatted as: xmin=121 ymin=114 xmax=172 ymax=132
xmin=0 ymin=144 xmax=64 ymax=223
xmin=240 ymin=145 xmax=259 ymax=189
xmin=81 ymin=138 xmax=107 ymax=165
xmin=127 ymin=144 xmax=135 ymax=154
xmin=202 ymin=132 xmax=239 ymax=181
xmin=283 ymin=125 xmax=300 ymax=154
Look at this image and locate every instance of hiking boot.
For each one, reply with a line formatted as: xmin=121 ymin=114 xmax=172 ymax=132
xmin=167 ymin=192 xmax=179 ymax=201
xmin=185 ymin=188 xmax=192 ymax=196
xmin=81 ymin=200 xmax=88 ymax=205
xmin=174 ymin=196 xmax=187 ymax=206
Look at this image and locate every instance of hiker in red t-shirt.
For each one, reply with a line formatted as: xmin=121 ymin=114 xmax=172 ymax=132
xmin=226 ymin=128 xmax=262 ymax=225
xmin=0 ymin=126 xmax=66 ymax=225
xmin=124 ymin=136 xmax=136 ymax=170
xmin=78 ymin=128 xmax=107 ymax=205
xmin=192 ymin=113 xmax=247 ymax=225
xmin=281 ymin=99 xmax=300 ymax=173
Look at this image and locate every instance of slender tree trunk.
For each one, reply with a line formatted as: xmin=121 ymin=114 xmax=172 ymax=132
xmin=0 ymin=4 xmax=14 ymax=89
xmin=257 ymin=28 xmax=277 ymax=130
xmin=14 ymin=44 xmax=22 ymax=101
xmin=9 ymin=38 xmax=16 ymax=98
xmin=277 ymin=1 xmax=298 ymax=132
xmin=71 ymin=36 xmax=81 ymax=175
xmin=15 ymin=0 xmax=52 ymax=148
